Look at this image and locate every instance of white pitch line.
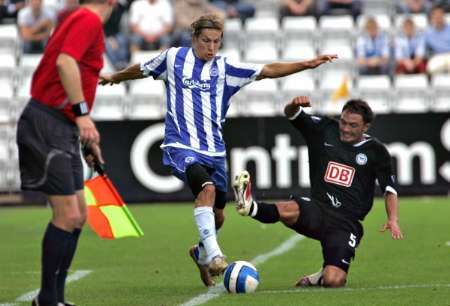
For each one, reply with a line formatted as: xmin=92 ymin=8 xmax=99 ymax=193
xmin=180 ymin=235 xmax=304 ymax=306
xmin=15 ymin=270 xmax=92 ymax=302
xmin=258 ymin=283 xmax=450 ymax=295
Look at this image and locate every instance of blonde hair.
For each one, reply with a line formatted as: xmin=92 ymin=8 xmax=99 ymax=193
xmin=191 ymin=14 xmax=224 ymax=37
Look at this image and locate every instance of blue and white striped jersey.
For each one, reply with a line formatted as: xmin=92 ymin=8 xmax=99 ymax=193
xmin=140 ymin=47 xmax=263 ymax=157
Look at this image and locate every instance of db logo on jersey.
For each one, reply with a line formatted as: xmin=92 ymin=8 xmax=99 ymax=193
xmin=324 ymin=162 xmax=355 ymax=187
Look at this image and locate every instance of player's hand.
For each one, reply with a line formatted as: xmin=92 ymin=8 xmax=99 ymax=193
xmin=308 ymin=54 xmax=338 ymax=68
xmin=99 ymin=74 xmax=121 ymax=86
xmin=83 ymin=142 xmax=104 ymax=168
xmin=284 ymin=96 xmax=310 ymax=117
xmin=380 ymin=220 xmax=404 ymax=240
xmin=75 ymin=115 xmax=100 ymax=147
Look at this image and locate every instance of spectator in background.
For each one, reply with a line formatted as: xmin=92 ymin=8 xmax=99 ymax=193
xmin=0 ymin=0 xmax=25 ymax=23
xmin=356 ymin=17 xmax=390 ymax=75
xmin=317 ymin=0 xmax=362 ymax=20
xmin=395 ymin=17 xmax=427 ymax=74
xmin=104 ymin=0 xmax=129 ymax=69
xmin=210 ymin=0 xmax=255 ymax=24
xmin=396 ymin=0 xmax=432 ymax=14
xmin=424 ymin=5 xmax=450 ymax=74
xmin=18 ymin=0 xmax=55 ymax=53
xmin=279 ymin=0 xmax=315 ymax=20
xmin=57 ymin=0 xmax=79 ymax=25
xmin=172 ymin=0 xmax=224 ymax=47
xmin=129 ymin=0 xmax=173 ymax=52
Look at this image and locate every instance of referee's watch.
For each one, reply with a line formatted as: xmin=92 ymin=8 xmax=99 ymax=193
xmin=72 ymin=101 xmax=89 ymax=117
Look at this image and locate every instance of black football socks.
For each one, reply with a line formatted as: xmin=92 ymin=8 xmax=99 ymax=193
xmin=56 ymin=228 xmax=81 ymax=304
xmin=252 ymin=202 xmax=280 ymax=223
xmin=38 ymin=223 xmax=72 ymax=306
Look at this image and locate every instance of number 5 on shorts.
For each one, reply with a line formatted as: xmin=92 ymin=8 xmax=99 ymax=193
xmin=348 ymin=233 xmax=357 ymax=248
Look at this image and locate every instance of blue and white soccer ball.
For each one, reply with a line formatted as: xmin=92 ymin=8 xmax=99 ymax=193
xmin=223 ymin=261 xmax=260 ymax=294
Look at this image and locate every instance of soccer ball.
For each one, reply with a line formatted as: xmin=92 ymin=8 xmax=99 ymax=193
xmin=223 ymin=261 xmax=259 ymax=294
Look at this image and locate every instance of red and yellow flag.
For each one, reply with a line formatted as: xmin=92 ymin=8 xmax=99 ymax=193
xmin=84 ymin=175 xmax=144 ymax=239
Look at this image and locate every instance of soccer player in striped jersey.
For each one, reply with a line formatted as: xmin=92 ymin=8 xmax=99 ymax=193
xmin=99 ymin=14 xmax=337 ymax=286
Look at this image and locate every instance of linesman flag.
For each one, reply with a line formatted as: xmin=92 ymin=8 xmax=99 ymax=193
xmin=84 ymin=164 xmax=144 ymax=239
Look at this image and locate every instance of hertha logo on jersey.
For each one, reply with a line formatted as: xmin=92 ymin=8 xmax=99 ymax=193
xmin=324 ymin=162 xmax=355 ymax=187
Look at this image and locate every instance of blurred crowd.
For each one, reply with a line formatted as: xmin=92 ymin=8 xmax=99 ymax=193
xmin=1 ymin=0 xmax=449 ymax=75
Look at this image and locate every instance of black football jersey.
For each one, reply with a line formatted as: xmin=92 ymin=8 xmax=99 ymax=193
xmin=290 ymin=110 xmax=397 ymax=221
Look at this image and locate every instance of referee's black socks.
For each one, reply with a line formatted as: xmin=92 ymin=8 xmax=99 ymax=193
xmin=252 ymin=202 xmax=280 ymax=223
xmin=38 ymin=223 xmax=72 ymax=306
xmin=57 ymin=228 xmax=82 ymax=304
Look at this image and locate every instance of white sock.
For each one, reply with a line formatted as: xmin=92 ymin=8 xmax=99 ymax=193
xmin=250 ymin=201 xmax=258 ymax=217
xmin=194 ymin=206 xmax=223 ymax=262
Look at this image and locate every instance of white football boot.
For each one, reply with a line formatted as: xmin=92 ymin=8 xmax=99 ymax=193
xmin=233 ymin=170 xmax=254 ymax=216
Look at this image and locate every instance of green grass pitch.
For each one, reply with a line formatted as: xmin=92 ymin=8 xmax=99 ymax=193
xmin=1 ymin=197 xmax=449 ymax=306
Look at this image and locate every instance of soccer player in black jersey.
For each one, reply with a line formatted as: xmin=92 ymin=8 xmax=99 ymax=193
xmin=233 ymin=96 xmax=404 ymax=288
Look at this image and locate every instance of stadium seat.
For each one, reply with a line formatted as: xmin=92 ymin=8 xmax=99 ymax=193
xmin=318 ymin=15 xmax=355 ymax=47
xmin=224 ymin=19 xmax=243 ymax=49
xmin=131 ymin=50 xmax=162 ymax=65
xmin=128 ymin=79 xmax=166 ymax=119
xmin=219 ymin=47 xmax=241 ymax=62
xmin=245 ymin=16 xmax=279 ymax=35
xmin=244 ymin=16 xmax=280 ymax=49
xmin=0 ymin=82 xmax=14 ymax=123
xmin=0 ymin=53 xmax=16 ymax=77
xmin=356 ymin=75 xmax=392 ymax=113
xmin=0 ymin=24 xmax=18 ymax=54
xmin=282 ymin=16 xmax=317 ymax=33
xmin=241 ymin=78 xmax=280 ymax=116
xmin=395 ymin=14 xmax=428 ymax=32
xmin=0 ymin=164 xmax=7 ymax=191
xmin=0 ymin=128 xmax=8 ymax=162
xmin=15 ymin=75 xmax=32 ymax=119
xmin=281 ymin=72 xmax=315 ymax=96
xmin=91 ymin=84 xmax=126 ymax=121
xmin=19 ymin=54 xmax=42 ymax=78
xmin=281 ymin=41 xmax=316 ymax=61
xmin=393 ymin=74 xmax=430 ymax=113
xmin=244 ymin=43 xmax=278 ymax=63
xmin=319 ymin=43 xmax=355 ymax=70
xmin=281 ymin=16 xmax=317 ymax=48
xmin=363 ymin=0 xmax=394 ymax=15
xmin=430 ymin=74 xmax=450 ymax=112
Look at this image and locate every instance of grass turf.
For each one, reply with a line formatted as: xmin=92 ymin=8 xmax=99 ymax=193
xmin=0 ymin=197 xmax=449 ymax=306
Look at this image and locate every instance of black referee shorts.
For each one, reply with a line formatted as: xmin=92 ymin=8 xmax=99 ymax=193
xmin=16 ymin=99 xmax=83 ymax=195
xmin=290 ymin=195 xmax=364 ymax=272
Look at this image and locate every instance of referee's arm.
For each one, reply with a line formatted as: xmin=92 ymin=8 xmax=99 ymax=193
xmin=56 ymin=53 xmax=100 ymax=146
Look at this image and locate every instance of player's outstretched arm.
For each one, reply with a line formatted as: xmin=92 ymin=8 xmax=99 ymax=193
xmin=99 ymin=63 xmax=146 ymax=85
xmin=257 ymin=54 xmax=338 ymax=80
xmin=284 ymin=96 xmax=311 ymax=118
xmin=379 ymin=192 xmax=404 ymax=240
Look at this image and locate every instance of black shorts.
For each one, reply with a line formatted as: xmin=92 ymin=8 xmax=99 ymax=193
xmin=290 ymin=196 xmax=364 ymax=272
xmin=16 ymin=99 xmax=83 ymax=195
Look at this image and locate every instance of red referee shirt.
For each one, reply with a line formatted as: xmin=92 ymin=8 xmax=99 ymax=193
xmin=31 ymin=7 xmax=104 ymax=122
